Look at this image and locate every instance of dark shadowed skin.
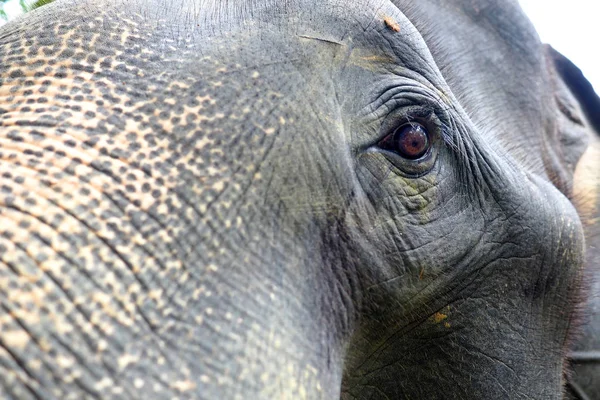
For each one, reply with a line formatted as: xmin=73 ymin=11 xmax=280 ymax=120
xmin=0 ymin=0 xmax=595 ymax=399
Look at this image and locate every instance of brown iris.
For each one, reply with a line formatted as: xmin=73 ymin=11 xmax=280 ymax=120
xmin=381 ymin=123 xmax=430 ymax=159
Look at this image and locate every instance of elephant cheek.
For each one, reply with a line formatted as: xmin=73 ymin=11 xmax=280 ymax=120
xmin=573 ymin=136 xmax=600 ymax=227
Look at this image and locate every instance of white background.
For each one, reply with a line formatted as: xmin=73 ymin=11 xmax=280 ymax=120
xmin=519 ymin=0 xmax=599 ymax=93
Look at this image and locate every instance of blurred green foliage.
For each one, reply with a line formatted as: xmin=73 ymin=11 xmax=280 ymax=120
xmin=0 ymin=0 xmax=55 ymax=21
xmin=29 ymin=0 xmax=54 ymax=10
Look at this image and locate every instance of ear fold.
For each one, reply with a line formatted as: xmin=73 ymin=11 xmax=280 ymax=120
xmin=544 ymin=45 xmax=599 ymax=225
xmin=540 ymin=46 xmax=593 ymax=198
xmin=545 ymin=45 xmax=600 ymax=400
xmin=548 ymin=46 xmax=600 ymax=132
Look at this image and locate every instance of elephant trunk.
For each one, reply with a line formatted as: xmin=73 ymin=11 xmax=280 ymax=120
xmin=0 ymin=175 xmax=344 ymax=399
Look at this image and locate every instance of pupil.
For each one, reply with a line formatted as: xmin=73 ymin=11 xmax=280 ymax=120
xmin=395 ymin=124 xmax=429 ymax=159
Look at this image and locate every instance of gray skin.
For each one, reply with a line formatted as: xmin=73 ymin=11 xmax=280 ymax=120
xmin=552 ymin=50 xmax=600 ymax=400
xmin=0 ymin=0 xmax=597 ymax=399
xmin=396 ymin=3 xmax=600 ymax=398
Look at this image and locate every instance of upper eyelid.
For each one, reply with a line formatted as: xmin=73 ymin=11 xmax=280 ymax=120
xmin=353 ymin=82 xmax=456 ymax=153
xmin=377 ymin=106 xmax=457 ymax=158
xmin=380 ymin=106 xmax=438 ymax=137
xmin=360 ymin=81 xmax=445 ymax=119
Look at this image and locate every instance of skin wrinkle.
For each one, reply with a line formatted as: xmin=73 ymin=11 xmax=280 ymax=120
xmin=42 ymin=245 xmax=177 ymax=384
xmin=0 ymin=259 xmax=119 ymax=398
xmin=402 ymin=0 xmax=549 ymax=172
xmin=359 ymin=81 xmax=442 ymax=120
xmin=1 ymin=188 xmax=202 ymax=396
xmin=3 ymin=216 xmax=103 ymax=333
xmin=1 ymin=158 xmax=189 ymax=290
xmin=3 ymin=212 xmax=140 ymax=347
xmin=349 ymin=306 xmax=465 ymax=382
xmin=373 ymin=197 xmax=481 ymax=290
xmin=0 ymin=337 xmax=44 ymax=400
xmin=0 ymin=124 xmax=214 ymax=270
xmin=377 ymin=30 xmax=439 ymax=86
xmin=355 ymin=240 xmax=488 ymax=373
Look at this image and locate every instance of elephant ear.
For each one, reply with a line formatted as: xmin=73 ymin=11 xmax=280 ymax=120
xmin=548 ymin=45 xmax=600 ymax=258
xmin=543 ymin=45 xmax=598 ymax=197
xmin=545 ymin=46 xmax=600 ymax=400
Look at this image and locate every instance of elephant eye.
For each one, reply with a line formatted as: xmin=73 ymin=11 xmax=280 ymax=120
xmin=380 ymin=123 xmax=430 ymax=160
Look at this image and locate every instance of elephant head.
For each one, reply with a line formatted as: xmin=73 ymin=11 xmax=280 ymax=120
xmin=0 ymin=0 xmax=596 ymax=399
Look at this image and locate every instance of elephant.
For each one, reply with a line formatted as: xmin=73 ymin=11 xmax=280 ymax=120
xmin=0 ymin=0 xmax=598 ymax=398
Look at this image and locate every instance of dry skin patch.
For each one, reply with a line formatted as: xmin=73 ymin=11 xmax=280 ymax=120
xmin=383 ymin=15 xmax=400 ymax=32
xmin=573 ymin=138 xmax=600 ymax=225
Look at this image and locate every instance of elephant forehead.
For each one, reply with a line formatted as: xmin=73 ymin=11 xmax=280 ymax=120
xmin=0 ymin=8 xmax=295 ymax=261
xmin=0 ymin=0 xmax=450 ymax=136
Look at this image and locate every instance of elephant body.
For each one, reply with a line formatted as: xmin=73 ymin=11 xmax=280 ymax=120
xmin=0 ymin=0 xmax=598 ymax=399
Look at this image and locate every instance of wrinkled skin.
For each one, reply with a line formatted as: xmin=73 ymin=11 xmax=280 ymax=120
xmin=0 ymin=0 xmax=597 ymax=399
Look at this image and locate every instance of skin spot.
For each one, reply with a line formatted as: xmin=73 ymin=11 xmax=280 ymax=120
xmin=56 ymin=355 xmax=75 ymax=369
xmin=348 ymin=48 xmax=395 ymax=72
xmin=94 ymin=378 xmax=114 ymax=391
xmin=2 ymin=330 xmax=30 ymax=349
xmin=97 ymin=339 xmax=108 ymax=352
xmin=9 ymin=69 xmax=25 ymax=79
xmin=29 ymin=359 xmax=42 ymax=370
xmin=117 ymin=353 xmax=139 ymax=370
xmin=431 ymin=312 xmax=448 ymax=324
xmin=383 ymin=15 xmax=400 ymax=32
xmin=171 ymin=380 xmax=197 ymax=392
xmin=212 ymin=181 xmax=225 ymax=191
xmin=573 ymin=137 xmax=600 ymax=224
